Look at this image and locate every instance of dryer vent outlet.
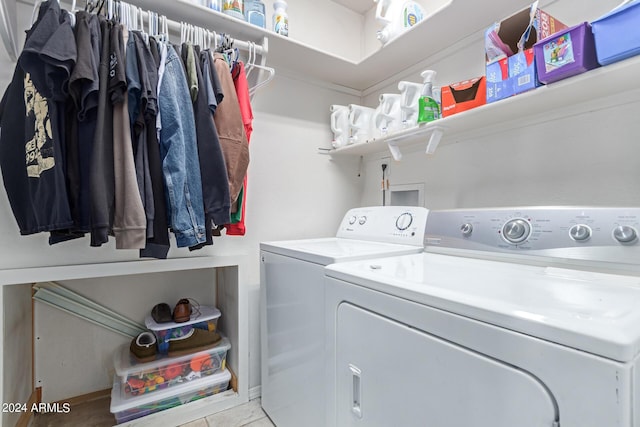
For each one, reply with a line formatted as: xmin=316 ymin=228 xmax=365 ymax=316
xmin=386 ymin=183 xmax=425 ymax=207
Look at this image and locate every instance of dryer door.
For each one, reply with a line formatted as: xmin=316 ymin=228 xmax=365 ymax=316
xmin=336 ymin=303 xmax=559 ymax=427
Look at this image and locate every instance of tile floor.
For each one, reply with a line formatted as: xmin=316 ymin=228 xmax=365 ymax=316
xmin=180 ymin=398 xmax=275 ymax=427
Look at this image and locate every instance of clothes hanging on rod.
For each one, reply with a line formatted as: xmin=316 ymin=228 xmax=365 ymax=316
xmin=0 ymin=0 xmax=260 ymax=258
xmin=213 ymin=52 xmax=249 ymax=213
xmin=0 ymin=0 xmax=75 ymax=236
xmin=226 ymin=60 xmax=253 ymax=236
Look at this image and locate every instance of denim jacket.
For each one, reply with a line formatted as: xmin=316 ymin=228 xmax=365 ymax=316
xmin=158 ymin=45 xmax=206 ymax=247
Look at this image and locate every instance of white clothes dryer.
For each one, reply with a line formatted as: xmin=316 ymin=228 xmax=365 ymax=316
xmin=260 ymin=206 xmax=429 ymax=427
xmin=325 ymin=207 xmax=640 ymax=427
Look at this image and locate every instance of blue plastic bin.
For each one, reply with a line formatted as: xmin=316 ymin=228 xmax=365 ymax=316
xmin=591 ymin=0 xmax=640 ymax=65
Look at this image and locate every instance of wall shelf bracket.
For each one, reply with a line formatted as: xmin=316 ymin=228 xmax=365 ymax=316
xmin=426 ymin=127 xmax=444 ymax=155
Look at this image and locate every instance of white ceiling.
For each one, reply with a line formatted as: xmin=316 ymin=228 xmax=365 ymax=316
xmin=331 ymin=0 xmax=374 ymax=15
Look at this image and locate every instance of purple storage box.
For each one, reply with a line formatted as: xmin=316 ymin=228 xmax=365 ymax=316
xmin=591 ymin=0 xmax=640 ymax=66
xmin=533 ymin=22 xmax=599 ymax=84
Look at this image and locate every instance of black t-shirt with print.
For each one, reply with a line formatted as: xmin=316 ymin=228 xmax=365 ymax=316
xmin=0 ymin=0 xmax=75 ymax=235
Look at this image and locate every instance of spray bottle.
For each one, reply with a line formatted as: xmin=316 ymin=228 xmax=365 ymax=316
xmin=374 ymin=0 xmax=425 ymax=45
xmin=417 ymin=70 xmax=440 ymax=123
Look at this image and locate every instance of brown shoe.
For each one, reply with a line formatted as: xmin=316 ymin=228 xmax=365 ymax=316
xmin=130 ymin=332 xmax=157 ymax=363
xmin=167 ymin=329 xmax=222 ymax=357
xmin=173 ymin=299 xmax=191 ymax=323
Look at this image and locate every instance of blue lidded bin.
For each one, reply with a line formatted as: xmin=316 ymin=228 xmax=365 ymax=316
xmin=591 ymin=0 xmax=640 ymax=66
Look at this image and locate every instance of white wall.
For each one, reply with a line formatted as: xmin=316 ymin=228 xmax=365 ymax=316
xmin=261 ymin=0 xmax=365 ymax=61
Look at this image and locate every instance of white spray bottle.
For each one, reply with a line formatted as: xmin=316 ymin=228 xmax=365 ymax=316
xmin=374 ymin=0 xmax=425 ymax=45
xmin=417 ymin=70 xmax=440 ymax=123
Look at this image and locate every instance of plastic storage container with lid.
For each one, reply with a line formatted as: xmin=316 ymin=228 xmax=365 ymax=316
xmin=114 ymin=336 xmax=231 ymax=398
xmin=110 ymin=369 xmax=232 ymax=423
xmin=273 ymin=0 xmax=288 ymax=36
xmin=591 ymin=0 xmax=640 ymax=66
xmin=145 ymin=305 xmax=221 ymax=354
xmin=533 ymin=22 xmax=599 ymax=84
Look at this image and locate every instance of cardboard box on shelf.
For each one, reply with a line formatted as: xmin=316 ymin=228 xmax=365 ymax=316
xmin=486 ymin=57 xmax=512 ymax=103
xmin=441 ymin=76 xmax=486 ymax=117
xmin=485 ymin=2 xmax=567 ymax=99
xmin=509 ymin=48 xmax=538 ymax=94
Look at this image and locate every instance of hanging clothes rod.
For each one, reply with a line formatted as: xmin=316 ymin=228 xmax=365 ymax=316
xmin=164 ymin=16 xmax=267 ymax=55
xmin=96 ymin=0 xmax=268 ymax=56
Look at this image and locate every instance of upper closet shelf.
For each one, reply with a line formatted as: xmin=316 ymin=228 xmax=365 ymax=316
xmin=327 ymin=55 xmax=640 ymax=159
xmin=0 ymin=256 xmax=240 ymax=285
xmin=128 ymin=0 xmax=535 ymax=91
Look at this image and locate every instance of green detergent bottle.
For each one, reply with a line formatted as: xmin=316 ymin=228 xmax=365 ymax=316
xmin=417 ymin=70 xmax=440 ymax=123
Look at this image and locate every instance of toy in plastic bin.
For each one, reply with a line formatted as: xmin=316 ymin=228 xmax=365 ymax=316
xmin=145 ymin=305 xmax=221 ymax=354
xmin=110 ymin=370 xmax=232 ymax=423
xmin=115 ymin=336 xmax=231 ymax=397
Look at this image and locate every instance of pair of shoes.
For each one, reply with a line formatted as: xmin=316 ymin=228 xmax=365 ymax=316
xmin=167 ymin=328 xmax=222 ymax=357
xmin=130 ymin=331 xmax=157 ymax=362
xmin=151 ymin=298 xmax=200 ymax=324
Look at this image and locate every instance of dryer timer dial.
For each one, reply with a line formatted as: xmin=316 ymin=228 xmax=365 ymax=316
xmin=613 ymin=225 xmax=637 ymax=243
xmin=396 ymin=213 xmax=413 ymax=231
xmin=502 ymin=218 xmax=531 ymax=244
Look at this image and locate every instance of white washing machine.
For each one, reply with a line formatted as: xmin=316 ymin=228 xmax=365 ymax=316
xmin=325 ymin=207 xmax=640 ymax=427
xmin=260 ymin=206 xmax=429 ymax=427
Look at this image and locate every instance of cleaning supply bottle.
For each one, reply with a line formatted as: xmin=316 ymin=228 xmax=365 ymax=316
xmin=374 ymin=0 xmax=424 ymax=45
xmin=245 ymin=0 xmax=266 ymax=28
xmin=398 ymin=80 xmax=423 ymax=127
xmin=417 ymin=70 xmax=440 ymax=123
xmin=223 ymin=0 xmax=245 ymax=20
xmin=208 ymin=0 xmax=222 ymax=12
xmin=330 ymin=105 xmax=349 ymax=148
xmin=273 ymin=1 xmax=289 ymax=37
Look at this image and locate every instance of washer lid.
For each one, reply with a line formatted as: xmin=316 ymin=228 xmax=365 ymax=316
xmin=260 ymin=237 xmax=423 ymax=265
xmin=326 ymin=252 xmax=640 ymax=362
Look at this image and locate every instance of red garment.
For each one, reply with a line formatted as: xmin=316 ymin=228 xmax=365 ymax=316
xmin=226 ymin=62 xmax=253 ymax=236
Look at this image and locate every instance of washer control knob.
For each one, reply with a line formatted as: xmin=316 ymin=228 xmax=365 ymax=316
xmin=460 ymin=223 xmax=473 ymax=237
xmin=569 ymin=224 xmax=592 ymax=242
xmin=348 ymin=215 xmax=357 ymax=225
xmin=502 ymin=219 xmax=531 ymax=244
xmin=396 ymin=213 xmax=413 ymax=230
xmin=358 ymin=216 xmax=367 ymax=225
xmin=613 ymin=225 xmax=638 ymax=243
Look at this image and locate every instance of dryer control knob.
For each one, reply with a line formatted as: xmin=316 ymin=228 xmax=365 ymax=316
xmin=502 ymin=218 xmax=530 ymax=244
xmin=613 ymin=225 xmax=637 ymax=243
xmin=348 ymin=215 xmax=357 ymax=225
xmin=460 ymin=223 xmax=473 ymax=237
xmin=358 ymin=216 xmax=367 ymax=225
xmin=396 ymin=213 xmax=413 ymax=230
xmin=569 ymin=224 xmax=592 ymax=242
